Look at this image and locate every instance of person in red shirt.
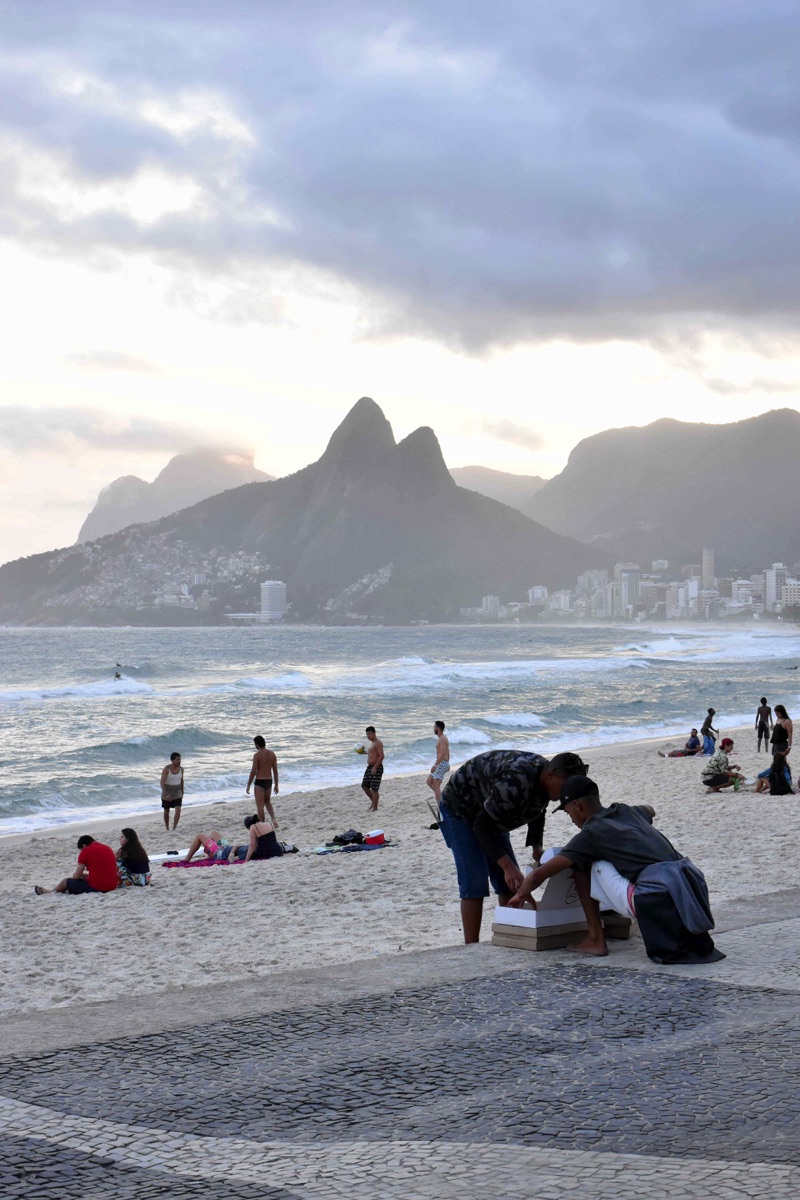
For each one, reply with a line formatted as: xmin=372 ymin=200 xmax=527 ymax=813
xmin=35 ymin=835 xmax=119 ymax=895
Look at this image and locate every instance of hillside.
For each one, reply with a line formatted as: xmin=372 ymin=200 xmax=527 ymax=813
xmin=526 ymin=408 xmax=800 ymax=570
xmin=449 ymin=466 xmax=546 ymax=513
xmin=0 ymin=399 xmax=609 ymax=624
xmin=77 ymin=450 xmax=273 ymax=542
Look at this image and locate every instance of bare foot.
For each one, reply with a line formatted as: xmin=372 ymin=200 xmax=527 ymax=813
xmin=658 ymin=751 xmax=666 ymax=757
xmin=571 ymin=935 xmax=609 ymax=957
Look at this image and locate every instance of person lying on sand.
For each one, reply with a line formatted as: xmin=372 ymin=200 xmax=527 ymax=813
xmin=658 ymin=729 xmax=701 ymax=757
xmin=35 ymin=835 xmax=120 ymax=896
xmin=184 ymin=830 xmax=233 ymax=862
xmin=509 ymin=776 xmax=724 ymax=965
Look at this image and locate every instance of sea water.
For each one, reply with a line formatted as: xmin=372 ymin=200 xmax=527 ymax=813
xmin=1 ymin=622 xmax=798 ymax=835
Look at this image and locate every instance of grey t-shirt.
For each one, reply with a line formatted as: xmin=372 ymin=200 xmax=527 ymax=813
xmin=559 ymin=803 xmax=682 ymax=881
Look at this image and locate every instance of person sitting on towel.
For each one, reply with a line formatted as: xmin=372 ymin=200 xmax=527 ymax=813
xmin=509 ymin=776 xmax=725 ymax=965
xmin=231 ymin=814 xmax=285 ymax=862
xmin=183 ymin=830 xmax=233 ymax=863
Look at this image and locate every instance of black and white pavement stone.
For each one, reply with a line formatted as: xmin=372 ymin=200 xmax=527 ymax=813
xmin=2 ymin=929 xmax=800 ymax=1199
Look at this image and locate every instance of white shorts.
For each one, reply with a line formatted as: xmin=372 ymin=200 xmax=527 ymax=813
xmin=546 ymin=847 xmax=635 ymax=918
xmin=590 ymin=860 xmax=636 ymax=918
xmin=430 ymin=760 xmax=450 ymax=782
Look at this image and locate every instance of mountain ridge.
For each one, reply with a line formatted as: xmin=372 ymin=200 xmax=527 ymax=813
xmin=0 ymin=398 xmax=609 ymax=624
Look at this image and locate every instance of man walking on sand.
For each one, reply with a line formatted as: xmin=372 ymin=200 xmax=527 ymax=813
xmin=160 ymin=752 xmax=184 ymax=832
xmin=426 ymin=720 xmax=450 ymax=808
xmin=362 ymin=725 xmax=384 ymax=812
xmin=246 ymin=736 xmax=279 ymax=827
xmin=700 ymin=708 xmax=718 ymax=755
xmin=509 ymin=775 xmax=724 ymax=965
xmin=756 ymin=697 xmax=773 ymax=752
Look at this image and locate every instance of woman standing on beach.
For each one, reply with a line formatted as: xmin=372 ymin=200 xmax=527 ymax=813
xmin=772 ymin=705 xmax=793 ymax=759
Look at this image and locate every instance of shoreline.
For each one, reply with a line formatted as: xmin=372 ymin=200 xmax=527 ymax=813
xmin=2 ymin=722 xmax=757 ymax=846
xmin=2 ymin=720 xmax=792 ymax=1018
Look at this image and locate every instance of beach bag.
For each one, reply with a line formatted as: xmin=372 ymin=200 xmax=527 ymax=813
xmin=331 ymin=829 xmax=364 ymax=845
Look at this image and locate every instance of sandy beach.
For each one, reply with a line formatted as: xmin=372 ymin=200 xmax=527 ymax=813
xmin=3 ymin=725 xmax=794 ymax=1017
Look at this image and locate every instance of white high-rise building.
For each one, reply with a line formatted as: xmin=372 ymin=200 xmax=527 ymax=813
xmin=260 ymin=580 xmax=287 ymax=620
xmin=702 ymin=548 xmax=715 ymax=591
xmin=765 ymin=564 xmax=788 ymax=612
xmin=615 ymin=563 xmax=641 ymax=615
xmin=527 ymin=586 xmax=548 ymax=604
xmin=482 ymin=594 xmax=500 ymax=618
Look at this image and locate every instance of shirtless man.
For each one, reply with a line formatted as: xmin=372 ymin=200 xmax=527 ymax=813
xmin=160 ymin=752 xmax=184 ymax=831
xmin=246 ymin=736 xmax=279 ymax=826
xmin=755 ymin=697 xmax=773 ymax=752
xmin=426 ymin=720 xmax=450 ymax=807
xmin=700 ymin=708 xmax=718 ymax=755
xmin=362 ymin=725 xmax=385 ymax=812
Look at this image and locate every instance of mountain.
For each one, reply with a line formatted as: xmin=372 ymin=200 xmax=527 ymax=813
xmin=77 ymin=450 xmax=273 ymax=542
xmin=449 ymin=466 xmax=546 ymax=513
xmin=526 ymin=408 xmax=800 ymax=571
xmin=0 ymin=398 xmax=610 ymax=624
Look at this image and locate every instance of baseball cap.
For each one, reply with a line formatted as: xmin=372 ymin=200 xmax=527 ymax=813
xmin=555 ymin=775 xmax=599 ymax=811
xmin=548 ymin=751 xmax=589 ymax=776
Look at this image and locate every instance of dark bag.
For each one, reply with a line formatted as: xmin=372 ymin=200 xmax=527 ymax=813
xmin=331 ymin=829 xmax=364 ymax=845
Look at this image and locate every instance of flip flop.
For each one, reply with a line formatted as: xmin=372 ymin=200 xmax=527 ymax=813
xmin=34 ymin=886 xmax=45 ymax=895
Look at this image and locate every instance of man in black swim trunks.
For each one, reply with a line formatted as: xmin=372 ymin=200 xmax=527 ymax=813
xmin=755 ymin=697 xmax=773 ymax=752
xmin=246 ymin=735 xmax=280 ymax=827
xmin=362 ymin=725 xmax=385 ymax=812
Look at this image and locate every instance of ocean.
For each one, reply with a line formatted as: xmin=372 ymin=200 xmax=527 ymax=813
xmin=1 ymin=622 xmax=798 ymax=836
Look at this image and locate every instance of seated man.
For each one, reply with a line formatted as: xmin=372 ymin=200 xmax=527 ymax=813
xmin=702 ymin=737 xmax=744 ymax=792
xmin=35 ymin=835 xmax=120 ymax=896
xmin=509 ymin=776 xmax=725 ymax=965
xmin=658 ymin=729 xmax=701 ymax=757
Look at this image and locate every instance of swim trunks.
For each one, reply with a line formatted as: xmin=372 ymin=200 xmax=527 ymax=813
xmin=254 ymin=778 xmax=272 ymax=791
xmin=430 ymin=760 xmax=450 ymax=782
xmin=362 ymin=764 xmax=384 ymax=792
xmin=161 ymin=792 xmax=183 ymax=809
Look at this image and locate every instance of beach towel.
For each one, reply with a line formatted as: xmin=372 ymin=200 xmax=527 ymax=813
xmin=161 ymin=857 xmax=242 ymax=869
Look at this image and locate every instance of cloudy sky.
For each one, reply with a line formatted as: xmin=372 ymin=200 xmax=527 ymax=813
xmin=1 ymin=0 xmax=799 ymax=562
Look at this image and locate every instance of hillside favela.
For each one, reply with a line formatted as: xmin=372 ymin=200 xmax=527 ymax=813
xmin=2 ymin=400 xmax=799 ymax=626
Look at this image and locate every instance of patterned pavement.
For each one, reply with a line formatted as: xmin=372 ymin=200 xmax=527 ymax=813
xmin=2 ymin=954 xmax=800 ymax=1199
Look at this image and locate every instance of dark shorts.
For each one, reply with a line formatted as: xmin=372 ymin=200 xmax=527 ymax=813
xmin=362 ymin=764 xmax=384 ymax=791
xmin=758 ymin=721 xmax=769 ymax=738
xmin=254 ymin=779 xmax=272 ymax=792
xmin=704 ymin=773 xmax=730 ymax=788
xmin=161 ymin=796 xmax=183 ymax=809
xmin=66 ymin=878 xmax=101 ymax=895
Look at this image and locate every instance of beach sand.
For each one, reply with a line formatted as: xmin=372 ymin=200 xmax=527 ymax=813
xmin=3 ymin=726 xmax=793 ymax=1016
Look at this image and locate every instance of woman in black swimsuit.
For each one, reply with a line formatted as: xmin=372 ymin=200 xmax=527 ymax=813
xmin=233 ymin=814 xmax=284 ymax=863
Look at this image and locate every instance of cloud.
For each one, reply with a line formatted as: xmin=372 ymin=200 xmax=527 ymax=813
xmin=1 ymin=2 xmax=800 ymax=350
xmin=703 ymin=376 xmax=800 ymax=397
xmin=0 ymin=405 xmax=248 ymax=456
xmin=65 ymin=350 xmax=156 ymax=372
xmin=482 ymin=419 xmax=542 ymax=451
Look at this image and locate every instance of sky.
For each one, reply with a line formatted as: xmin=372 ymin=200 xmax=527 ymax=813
xmin=1 ymin=0 xmax=800 ymax=563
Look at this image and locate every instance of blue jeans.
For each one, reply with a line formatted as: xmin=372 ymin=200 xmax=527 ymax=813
xmin=702 ymin=735 xmax=716 ymax=755
xmin=438 ymin=802 xmax=517 ymax=900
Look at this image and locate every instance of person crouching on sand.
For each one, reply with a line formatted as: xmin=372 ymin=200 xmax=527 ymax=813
xmin=701 ymin=738 xmax=744 ymax=793
xmin=35 ymin=835 xmax=120 ymax=896
xmin=509 ymin=776 xmax=724 ymax=965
